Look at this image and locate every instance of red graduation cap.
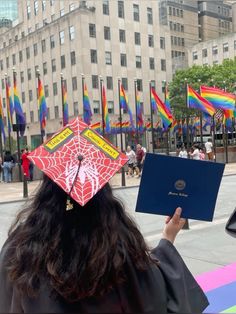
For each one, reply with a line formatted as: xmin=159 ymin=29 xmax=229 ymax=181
xmin=28 ymin=118 xmax=128 ymax=206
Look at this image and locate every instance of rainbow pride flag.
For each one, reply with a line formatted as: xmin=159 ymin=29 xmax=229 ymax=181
xmin=90 ymin=121 xmax=101 ymax=134
xmin=38 ymin=78 xmax=47 ymax=136
xmin=62 ymin=80 xmax=69 ymax=126
xmin=187 ymin=85 xmax=216 ymax=116
xmin=102 ymin=85 xmax=110 ymax=133
xmin=0 ymin=95 xmax=6 ymax=142
xmin=83 ymin=83 xmax=92 ymax=125
xmin=201 ymin=86 xmax=236 ymax=111
xmin=5 ymin=80 xmax=14 ymax=133
xmin=13 ymin=75 xmax=26 ymax=136
xmin=165 ymin=86 xmax=171 ymax=112
xmin=151 ymin=88 xmax=173 ymax=129
xmin=119 ymin=84 xmax=134 ymax=129
xmin=136 ymin=90 xmax=143 ymax=131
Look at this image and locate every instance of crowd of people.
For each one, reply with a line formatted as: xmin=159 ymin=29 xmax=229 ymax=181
xmin=0 ymin=147 xmax=34 ymax=183
xmin=126 ymin=144 xmax=146 ymax=178
xmin=178 ymin=138 xmax=214 ymax=161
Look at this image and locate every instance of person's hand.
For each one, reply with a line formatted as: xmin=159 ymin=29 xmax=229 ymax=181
xmin=162 ymin=207 xmax=186 ymax=244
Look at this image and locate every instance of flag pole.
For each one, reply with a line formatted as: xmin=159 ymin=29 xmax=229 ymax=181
xmin=37 ymin=70 xmax=44 ymax=144
xmin=149 ymin=81 xmax=155 ymax=153
xmin=5 ymin=73 xmax=12 ymax=152
xmin=163 ymin=81 xmax=169 ymax=155
xmin=223 ymin=82 xmax=229 ymax=163
xmin=13 ymin=68 xmax=22 ymax=182
xmin=118 ymin=79 xmax=126 ymax=187
xmin=184 ymin=79 xmax=190 ymax=230
xmin=60 ymin=73 xmax=65 ymax=127
xmin=100 ymin=76 xmax=105 ymax=137
xmin=81 ymin=73 xmax=85 ymax=122
xmin=134 ymin=79 xmax=139 ymax=144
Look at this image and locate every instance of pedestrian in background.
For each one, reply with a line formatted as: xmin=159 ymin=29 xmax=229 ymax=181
xmin=205 ymin=138 xmax=214 ymax=161
xmin=21 ymin=148 xmax=30 ymax=180
xmin=126 ymin=145 xmax=136 ymax=177
xmin=3 ymin=151 xmax=14 ymax=183
xmin=178 ymin=145 xmax=188 ymax=158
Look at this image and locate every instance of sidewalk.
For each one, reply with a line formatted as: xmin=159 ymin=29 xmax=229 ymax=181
xmin=0 ymin=162 xmax=235 ymax=204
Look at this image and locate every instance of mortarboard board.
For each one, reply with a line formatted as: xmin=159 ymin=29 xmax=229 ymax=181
xmin=28 ymin=118 xmax=128 ymax=207
xmin=135 ymin=154 xmax=225 ymax=221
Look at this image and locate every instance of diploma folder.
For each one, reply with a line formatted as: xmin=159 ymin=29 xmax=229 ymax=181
xmin=135 ymin=154 xmax=225 ymax=221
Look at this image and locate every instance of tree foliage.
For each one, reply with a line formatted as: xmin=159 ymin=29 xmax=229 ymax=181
xmin=169 ymin=58 xmax=236 ymax=119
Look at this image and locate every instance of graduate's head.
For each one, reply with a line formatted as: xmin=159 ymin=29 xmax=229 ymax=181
xmin=6 ymin=175 xmax=153 ymax=302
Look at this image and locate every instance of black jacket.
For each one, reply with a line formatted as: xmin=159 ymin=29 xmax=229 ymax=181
xmin=0 ymin=239 xmax=208 ymax=313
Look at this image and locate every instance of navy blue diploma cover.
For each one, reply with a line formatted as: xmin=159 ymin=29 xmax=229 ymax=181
xmin=135 ymin=154 xmax=225 ymax=221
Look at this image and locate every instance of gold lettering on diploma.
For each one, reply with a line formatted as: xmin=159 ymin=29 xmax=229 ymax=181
xmin=168 ymin=191 xmax=188 ymax=198
xmin=81 ymin=129 xmax=119 ymax=160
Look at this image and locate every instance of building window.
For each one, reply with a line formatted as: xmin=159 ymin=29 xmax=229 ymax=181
xmin=104 ymin=26 xmax=111 ymax=40
xmin=34 ymin=1 xmax=38 ymax=15
xmin=27 ymin=68 xmax=31 ymax=80
xmin=234 ymin=40 xmax=236 ymax=50
xmin=72 ymin=77 xmax=77 ymax=91
xmin=61 ymin=55 xmax=66 ymax=69
xmin=51 ymin=59 xmax=56 ymax=72
xmin=49 ymin=35 xmax=55 ymax=49
xmin=136 ymin=56 xmax=142 ymax=68
xmin=69 ymin=3 xmax=75 ymax=11
xmin=147 ymin=7 xmax=153 ymax=24
xmin=118 ymin=1 xmax=124 ymax=18
xmin=29 ymin=90 xmax=33 ymax=101
xmin=108 ymin=101 xmax=114 ymax=114
xmin=135 ymin=32 xmax=141 ymax=45
xmin=18 ymin=51 xmax=22 ymax=63
xmin=20 ymin=71 xmax=24 ymax=83
xmin=35 ymin=65 xmax=39 ymax=78
xmin=89 ymin=24 xmax=96 ymax=38
xmin=120 ymin=53 xmax=127 ymax=67
xmin=42 ymin=0 xmax=46 ymax=11
xmin=33 ymin=43 xmax=38 ymax=56
xmin=26 ymin=47 xmax=30 ymax=59
xmin=160 ymin=37 xmax=165 ymax=49
xmin=202 ymin=48 xmax=208 ymax=58
xmin=107 ymin=77 xmax=113 ymax=90
xmin=137 ymin=79 xmax=143 ymax=92
xmin=41 ymin=39 xmax=46 ymax=53
xmin=181 ymin=38 xmax=185 ymax=46
xmin=133 ymin=4 xmax=139 ymax=21
xmin=119 ymin=29 xmax=126 ymax=43
xmin=53 ymin=82 xmax=58 ymax=96
xmin=22 ymin=92 xmax=25 ymax=103
xmin=12 ymin=54 xmax=16 ymax=65
xmin=212 ymin=46 xmax=218 ymax=55
xmin=69 ymin=26 xmax=75 ymax=40
xmin=27 ymin=3 xmax=31 ymax=19
xmin=90 ymin=50 xmax=97 ymax=63
xmin=54 ymin=106 xmax=59 ymax=118
xmin=6 ymin=57 xmax=9 ymax=68
xmin=59 ymin=31 xmax=65 ymax=45
xmin=92 ymin=75 xmax=99 ymax=89
xmin=71 ymin=51 xmax=76 ymax=65
xmin=149 ymin=57 xmax=155 ymax=70
xmin=103 ymin=0 xmax=109 ymax=15
xmin=161 ymin=59 xmax=166 ymax=71
xmin=192 ymin=51 xmax=198 ymax=60
xmin=223 ymin=43 xmax=229 ymax=52
xmin=43 ymin=62 xmax=47 ymax=75
xmin=181 ymin=25 xmax=184 ymax=32
xmin=148 ymin=35 xmax=154 ymax=47
xmin=74 ymin=102 xmax=79 ymax=116
xmin=122 ymin=78 xmax=128 ymax=90
xmin=60 ymin=9 xmax=65 ymax=17
xmin=44 ymin=85 xmax=49 ymax=97
xmin=93 ymin=101 xmax=100 ymax=114
xmin=0 ymin=60 xmax=3 ymax=71
xmin=105 ymin=51 xmax=112 ymax=65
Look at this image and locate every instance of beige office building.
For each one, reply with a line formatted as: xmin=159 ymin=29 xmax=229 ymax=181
xmin=0 ymin=0 xmax=172 ymax=149
xmin=189 ymin=32 xmax=236 ymax=67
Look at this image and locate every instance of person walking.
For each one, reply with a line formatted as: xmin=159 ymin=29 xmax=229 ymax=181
xmin=178 ymin=146 xmax=188 ymax=158
xmin=135 ymin=144 xmax=145 ymax=177
xmin=205 ymin=138 xmax=214 ymax=161
xmin=189 ymin=144 xmax=200 ymax=160
xmin=2 ymin=151 xmax=14 ymax=183
xmin=21 ymin=148 xmax=30 ymax=180
xmin=0 ymin=176 xmax=208 ymax=313
xmin=126 ymin=146 xmax=136 ymax=177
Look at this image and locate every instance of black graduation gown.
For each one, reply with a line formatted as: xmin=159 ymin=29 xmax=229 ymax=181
xmin=0 ymin=239 xmax=208 ymax=313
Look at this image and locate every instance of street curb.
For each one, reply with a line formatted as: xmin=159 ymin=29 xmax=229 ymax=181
xmin=0 ymin=173 xmax=235 ymax=205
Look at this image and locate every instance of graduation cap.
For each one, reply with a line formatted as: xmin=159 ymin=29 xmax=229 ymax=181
xmin=28 ymin=118 xmax=128 ymax=207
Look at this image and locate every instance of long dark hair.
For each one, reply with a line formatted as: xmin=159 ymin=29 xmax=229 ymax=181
xmin=4 ymin=176 xmax=154 ymax=302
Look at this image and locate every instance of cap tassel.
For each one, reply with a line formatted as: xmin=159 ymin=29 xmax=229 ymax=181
xmin=66 ymin=197 xmax=74 ymax=211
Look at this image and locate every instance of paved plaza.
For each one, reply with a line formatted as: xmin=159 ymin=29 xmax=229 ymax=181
xmin=0 ymin=164 xmax=236 ymax=312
